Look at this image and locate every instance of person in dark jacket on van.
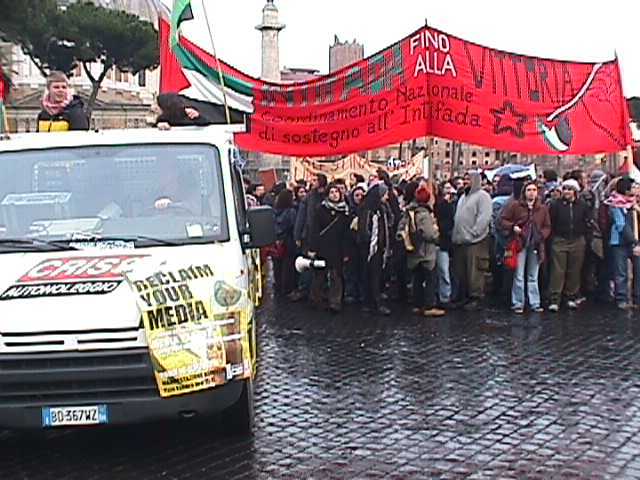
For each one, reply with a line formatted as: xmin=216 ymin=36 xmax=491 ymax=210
xmin=547 ymin=179 xmax=592 ymax=311
xmin=308 ymin=184 xmax=350 ymax=313
xmin=37 ymin=71 xmax=89 ymax=132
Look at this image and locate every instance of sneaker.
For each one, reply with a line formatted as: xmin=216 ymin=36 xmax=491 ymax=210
xmin=512 ymin=307 xmax=524 ymax=314
xmin=548 ymin=304 xmax=560 ymax=312
xmin=617 ymin=303 xmax=632 ymax=311
xmin=575 ymin=296 xmax=587 ymax=306
xmin=411 ymin=307 xmax=422 ymax=315
xmin=531 ymin=306 xmax=545 ymax=313
xmin=423 ymin=308 xmax=446 ymax=318
xmin=376 ymin=306 xmax=392 ymax=316
xmin=567 ymin=300 xmax=578 ymax=310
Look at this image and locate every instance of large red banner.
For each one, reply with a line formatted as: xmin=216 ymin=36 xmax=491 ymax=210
xmin=164 ymin=23 xmax=633 ymax=157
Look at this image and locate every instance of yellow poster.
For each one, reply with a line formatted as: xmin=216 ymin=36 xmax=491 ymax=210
xmin=126 ymin=263 xmax=251 ymax=398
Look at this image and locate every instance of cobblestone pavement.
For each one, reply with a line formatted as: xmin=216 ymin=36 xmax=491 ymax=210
xmin=2 ymin=296 xmax=640 ymax=479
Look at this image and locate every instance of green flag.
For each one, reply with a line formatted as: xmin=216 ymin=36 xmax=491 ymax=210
xmin=171 ymin=0 xmax=194 ymax=48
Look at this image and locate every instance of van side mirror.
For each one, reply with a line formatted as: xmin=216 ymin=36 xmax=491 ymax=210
xmin=245 ymin=206 xmax=276 ymax=248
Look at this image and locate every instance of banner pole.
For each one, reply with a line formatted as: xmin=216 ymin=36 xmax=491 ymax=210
xmin=201 ymin=0 xmax=232 ymax=125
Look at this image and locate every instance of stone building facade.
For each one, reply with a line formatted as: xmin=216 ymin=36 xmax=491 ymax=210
xmin=2 ymin=0 xmax=160 ymax=133
xmin=329 ymin=36 xmax=364 ymax=73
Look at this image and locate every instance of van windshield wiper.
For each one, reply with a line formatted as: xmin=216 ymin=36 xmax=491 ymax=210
xmin=0 ymin=238 xmax=79 ymax=251
xmin=68 ymin=234 xmax=182 ymax=247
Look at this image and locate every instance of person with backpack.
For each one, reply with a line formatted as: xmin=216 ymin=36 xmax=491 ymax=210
xmin=500 ymin=181 xmax=551 ymax=314
xmin=399 ymin=185 xmax=445 ymax=317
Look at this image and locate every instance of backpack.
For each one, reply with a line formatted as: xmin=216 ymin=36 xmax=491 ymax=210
xmin=399 ymin=210 xmax=417 ymax=252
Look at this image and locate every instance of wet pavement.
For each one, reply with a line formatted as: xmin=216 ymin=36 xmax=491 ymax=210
xmin=2 ymin=294 xmax=640 ymax=479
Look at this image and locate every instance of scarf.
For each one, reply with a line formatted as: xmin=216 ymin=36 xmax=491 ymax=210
xmin=367 ymin=207 xmax=391 ymax=266
xmin=321 ymin=199 xmax=349 ymax=214
xmin=42 ymin=91 xmax=73 ymax=116
xmin=604 ymin=192 xmax=636 ymax=209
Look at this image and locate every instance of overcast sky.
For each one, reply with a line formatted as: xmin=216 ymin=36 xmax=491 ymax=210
xmin=183 ymin=0 xmax=639 ymax=96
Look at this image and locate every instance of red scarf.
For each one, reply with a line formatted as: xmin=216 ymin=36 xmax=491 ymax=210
xmin=604 ymin=192 xmax=636 ymax=209
xmin=42 ymin=91 xmax=73 ymax=116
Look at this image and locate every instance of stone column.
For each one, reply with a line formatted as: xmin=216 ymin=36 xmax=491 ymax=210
xmin=256 ymin=0 xmax=285 ymax=83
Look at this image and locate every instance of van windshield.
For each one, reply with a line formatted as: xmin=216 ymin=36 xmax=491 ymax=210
xmin=0 ymin=144 xmax=228 ymax=252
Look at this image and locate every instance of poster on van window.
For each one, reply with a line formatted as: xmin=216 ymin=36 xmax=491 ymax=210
xmin=126 ymin=262 xmax=251 ymax=398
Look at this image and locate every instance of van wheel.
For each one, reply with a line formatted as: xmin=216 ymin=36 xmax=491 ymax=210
xmin=223 ymin=380 xmax=255 ymax=434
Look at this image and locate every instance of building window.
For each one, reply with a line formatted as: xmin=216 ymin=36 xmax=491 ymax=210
xmin=472 ymin=151 xmax=477 ymax=158
xmin=138 ymin=70 xmax=146 ymax=87
xmin=458 ymin=160 xmax=464 ymax=166
xmin=484 ymin=160 xmax=490 ymax=166
xmin=485 ymin=152 xmax=491 ymax=158
xmin=115 ymin=69 xmax=122 ymax=82
xmin=445 ymin=150 xmax=450 ymax=159
xmin=471 ymin=160 xmax=478 ymax=166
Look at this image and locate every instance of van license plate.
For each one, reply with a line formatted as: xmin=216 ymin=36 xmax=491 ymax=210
xmin=42 ymin=405 xmax=108 ymax=427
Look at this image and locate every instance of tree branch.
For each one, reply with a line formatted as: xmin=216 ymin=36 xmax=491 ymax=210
xmin=23 ymin=47 xmax=49 ymax=78
xmin=82 ymin=61 xmax=96 ymax=84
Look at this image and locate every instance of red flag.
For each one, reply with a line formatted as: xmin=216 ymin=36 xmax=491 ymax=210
xmin=155 ymin=5 xmax=632 ymax=158
xmin=0 ymin=66 xmax=7 ymax=102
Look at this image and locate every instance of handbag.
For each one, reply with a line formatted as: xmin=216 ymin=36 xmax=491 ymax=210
xmin=504 ymin=238 xmax=522 ymax=271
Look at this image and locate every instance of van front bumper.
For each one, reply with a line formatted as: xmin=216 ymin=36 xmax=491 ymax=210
xmin=0 ymin=348 xmax=244 ymax=429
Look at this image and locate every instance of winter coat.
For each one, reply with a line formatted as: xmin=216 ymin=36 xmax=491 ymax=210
xmin=435 ymin=197 xmax=455 ymax=252
xmin=275 ymin=207 xmax=297 ymax=254
xmin=356 ymin=185 xmax=391 ymax=261
xmin=37 ymin=95 xmax=89 ymax=132
xmin=398 ymin=202 xmax=439 ymax=271
xmin=500 ymin=198 xmax=552 ymax=262
xmin=309 ymin=200 xmax=350 ymax=267
xmin=609 ymin=207 xmax=637 ymax=247
xmin=295 ymin=189 xmax=325 ymax=247
xmin=156 ymin=94 xmax=245 ymax=126
xmin=548 ymin=197 xmax=592 ymax=240
xmin=452 ymin=172 xmax=493 ymax=245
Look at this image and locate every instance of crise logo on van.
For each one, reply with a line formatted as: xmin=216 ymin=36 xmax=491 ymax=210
xmin=19 ymin=256 xmax=146 ymax=283
xmin=1 ymin=255 xmax=147 ymax=301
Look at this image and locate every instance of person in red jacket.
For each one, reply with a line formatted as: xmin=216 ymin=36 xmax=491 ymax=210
xmin=500 ymin=181 xmax=552 ymax=314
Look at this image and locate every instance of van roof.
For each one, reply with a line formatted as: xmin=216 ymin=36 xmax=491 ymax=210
xmin=0 ymin=125 xmax=246 ymax=153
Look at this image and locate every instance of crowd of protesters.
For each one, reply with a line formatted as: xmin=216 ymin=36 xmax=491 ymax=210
xmin=245 ymin=167 xmax=640 ymax=317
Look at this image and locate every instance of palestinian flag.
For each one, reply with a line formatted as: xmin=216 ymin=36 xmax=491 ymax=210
xmin=0 ymin=64 xmax=9 ymax=135
xmin=153 ymin=0 xmax=256 ymax=121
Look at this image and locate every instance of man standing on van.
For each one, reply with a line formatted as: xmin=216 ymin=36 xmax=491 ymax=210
xmin=451 ymin=171 xmax=493 ymax=311
xmin=37 ymin=71 xmax=89 ymax=132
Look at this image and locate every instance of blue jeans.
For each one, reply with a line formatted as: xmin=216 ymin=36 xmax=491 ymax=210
xmin=512 ymin=249 xmax=541 ymax=309
xmin=612 ymin=246 xmax=640 ymax=305
xmin=437 ymin=250 xmax=452 ymax=303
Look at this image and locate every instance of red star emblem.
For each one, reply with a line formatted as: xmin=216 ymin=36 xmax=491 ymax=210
xmin=491 ymin=101 xmax=528 ymax=138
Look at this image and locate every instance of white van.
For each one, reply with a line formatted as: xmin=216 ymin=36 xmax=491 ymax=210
xmin=0 ymin=126 xmax=274 ymax=431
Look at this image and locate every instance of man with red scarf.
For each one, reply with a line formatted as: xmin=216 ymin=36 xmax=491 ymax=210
xmin=37 ymin=71 xmax=89 ymax=132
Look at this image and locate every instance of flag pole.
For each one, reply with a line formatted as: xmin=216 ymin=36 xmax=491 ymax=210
xmin=200 ymin=1 xmax=232 ymax=125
